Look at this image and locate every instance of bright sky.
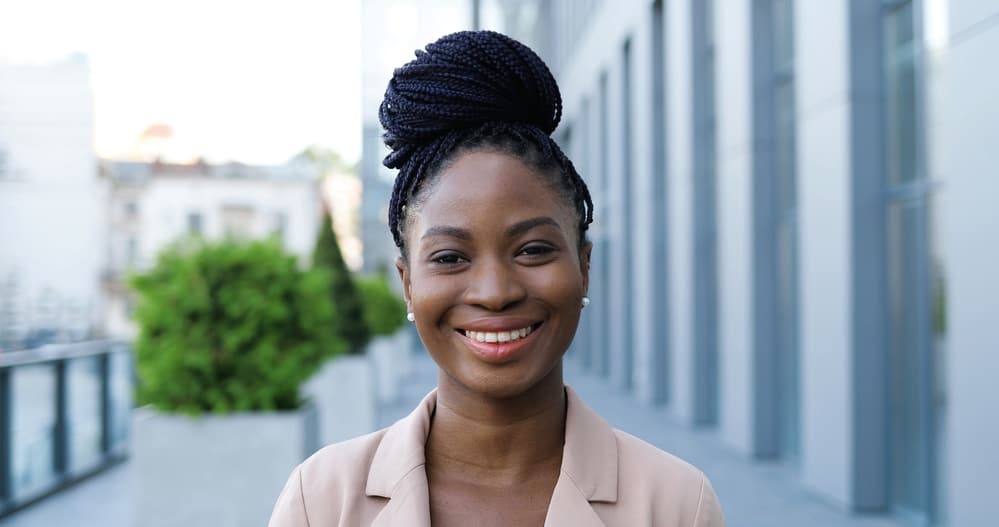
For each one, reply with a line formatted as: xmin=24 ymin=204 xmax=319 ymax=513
xmin=0 ymin=0 xmax=362 ymax=165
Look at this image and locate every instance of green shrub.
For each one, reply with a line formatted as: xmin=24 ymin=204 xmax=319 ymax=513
xmin=129 ymin=238 xmax=344 ymax=415
xmin=357 ymin=274 xmax=408 ymax=337
xmin=313 ymin=212 xmax=370 ymax=354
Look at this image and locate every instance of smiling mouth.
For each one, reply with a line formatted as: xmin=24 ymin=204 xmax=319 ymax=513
xmin=456 ymin=322 xmax=543 ymax=343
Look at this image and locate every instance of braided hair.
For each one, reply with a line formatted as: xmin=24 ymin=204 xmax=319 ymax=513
xmin=379 ymin=30 xmax=594 ymax=258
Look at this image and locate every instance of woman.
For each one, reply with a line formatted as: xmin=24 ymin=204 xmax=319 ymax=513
xmin=269 ymin=30 xmax=724 ymax=527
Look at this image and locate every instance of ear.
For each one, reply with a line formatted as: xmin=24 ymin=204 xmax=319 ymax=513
xmin=395 ymin=256 xmax=412 ymax=307
xmin=579 ymin=240 xmax=592 ymax=296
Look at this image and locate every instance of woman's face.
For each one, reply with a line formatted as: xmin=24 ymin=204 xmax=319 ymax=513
xmin=397 ymin=150 xmax=590 ymax=399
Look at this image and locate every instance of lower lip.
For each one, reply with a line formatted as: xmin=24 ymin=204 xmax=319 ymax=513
xmin=458 ymin=326 xmax=540 ymax=364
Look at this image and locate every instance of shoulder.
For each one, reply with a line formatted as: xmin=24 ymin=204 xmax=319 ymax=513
xmin=299 ymin=429 xmax=388 ymax=493
xmin=268 ymin=430 xmax=388 ymax=527
xmin=612 ymin=428 xmax=702 ymax=486
xmin=611 ymin=429 xmax=725 ymax=526
xmin=298 ymin=429 xmax=387 ymax=512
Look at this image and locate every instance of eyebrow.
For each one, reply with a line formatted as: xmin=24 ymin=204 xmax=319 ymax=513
xmin=420 ymin=216 xmax=561 ymax=241
xmin=505 ymin=216 xmax=560 ymax=238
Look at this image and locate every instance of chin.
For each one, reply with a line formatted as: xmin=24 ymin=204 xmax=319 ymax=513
xmin=447 ymin=359 xmax=565 ymax=401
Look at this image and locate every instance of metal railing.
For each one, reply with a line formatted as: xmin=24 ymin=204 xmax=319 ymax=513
xmin=0 ymin=340 xmax=132 ymax=518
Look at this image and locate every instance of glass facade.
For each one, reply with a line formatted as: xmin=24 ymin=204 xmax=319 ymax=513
xmin=691 ymin=0 xmax=719 ymax=426
xmin=620 ymin=38 xmax=634 ymax=389
xmin=882 ymin=0 xmax=935 ymax=523
xmin=772 ymin=0 xmax=800 ymax=461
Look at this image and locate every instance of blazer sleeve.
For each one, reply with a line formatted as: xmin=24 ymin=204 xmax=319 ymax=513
xmin=692 ymin=473 xmax=725 ymax=527
xmin=268 ymin=465 xmax=311 ymax=527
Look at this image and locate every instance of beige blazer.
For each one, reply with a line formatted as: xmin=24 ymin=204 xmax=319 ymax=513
xmin=269 ymin=386 xmax=725 ymax=526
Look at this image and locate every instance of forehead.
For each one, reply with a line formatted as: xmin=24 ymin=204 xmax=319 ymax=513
xmin=412 ymin=151 xmax=574 ymax=237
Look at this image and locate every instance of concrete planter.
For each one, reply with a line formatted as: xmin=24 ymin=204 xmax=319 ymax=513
xmin=369 ymin=329 xmax=414 ymax=404
xmin=130 ymin=403 xmax=317 ymax=527
xmin=301 ymin=354 xmax=376 ymax=446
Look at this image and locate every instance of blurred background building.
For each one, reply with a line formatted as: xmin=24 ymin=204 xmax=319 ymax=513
xmin=100 ymin=157 xmax=322 ymax=339
xmin=477 ymin=1 xmax=996 ymax=526
xmin=0 ymin=55 xmax=107 ymax=350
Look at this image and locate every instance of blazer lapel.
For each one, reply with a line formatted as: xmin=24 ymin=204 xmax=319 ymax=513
xmin=544 ymin=472 xmax=607 ymax=526
xmin=543 ymin=386 xmax=619 ymax=527
xmin=365 ymin=386 xmax=617 ymax=527
xmin=367 ymin=390 xmax=436 ymax=527
xmin=369 ymin=468 xmax=431 ymax=527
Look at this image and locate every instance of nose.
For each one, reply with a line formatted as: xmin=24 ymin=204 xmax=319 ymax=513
xmin=463 ymin=256 xmax=527 ymax=312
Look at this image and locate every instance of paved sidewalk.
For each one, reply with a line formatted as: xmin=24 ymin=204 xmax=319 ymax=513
xmin=1 ymin=353 xmax=903 ymax=527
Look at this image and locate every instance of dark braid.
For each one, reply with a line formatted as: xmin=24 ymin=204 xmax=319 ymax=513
xmin=380 ymin=30 xmax=594 ymax=257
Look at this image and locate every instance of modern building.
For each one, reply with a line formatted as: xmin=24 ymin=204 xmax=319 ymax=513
xmin=487 ymin=1 xmax=998 ymax=526
xmin=100 ymin=159 xmax=322 ymax=338
xmin=0 ymin=55 xmax=107 ymax=350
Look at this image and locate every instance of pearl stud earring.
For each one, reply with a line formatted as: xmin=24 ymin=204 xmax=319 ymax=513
xmin=406 ymin=312 xmax=415 ymax=323
xmin=582 ymin=296 xmax=590 ymax=308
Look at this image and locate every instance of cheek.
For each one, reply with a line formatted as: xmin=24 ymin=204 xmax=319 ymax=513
xmin=528 ymin=263 xmax=584 ymax=308
xmin=410 ymin=273 xmax=458 ymax=319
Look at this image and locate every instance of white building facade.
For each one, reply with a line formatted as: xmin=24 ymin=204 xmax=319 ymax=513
xmin=102 ymin=160 xmax=321 ymax=338
xmin=490 ymin=1 xmax=999 ymax=526
xmin=0 ymin=56 xmax=107 ymax=349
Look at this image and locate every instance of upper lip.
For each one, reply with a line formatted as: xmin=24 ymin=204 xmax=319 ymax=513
xmin=455 ymin=317 xmax=542 ymax=332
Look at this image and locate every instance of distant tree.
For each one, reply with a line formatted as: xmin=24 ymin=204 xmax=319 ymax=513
xmin=313 ymin=209 xmax=369 ymax=354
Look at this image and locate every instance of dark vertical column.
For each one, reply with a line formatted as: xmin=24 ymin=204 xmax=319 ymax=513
xmin=0 ymin=368 xmax=11 ymax=507
xmin=620 ymin=38 xmax=634 ymax=391
xmin=471 ymin=0 xmax=481 ymax=30
xmin=597 ymin=72 xmax=611 ymax=378
xmin=751 ymin=0 xmax=780 ymax=459
xmin=53 ymin=359 xmax=68 ymax=476
xmin=99 ymin=351 xmax=112 ymax=454
xmin=691 ymin=0 xmax=719 ymax=426
xmin=650 ymin=0 xmax=670 ymax=405
xmin=849 ymin=0 xmax=889 ymax=511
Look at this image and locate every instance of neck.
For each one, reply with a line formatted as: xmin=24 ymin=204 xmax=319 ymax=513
xmin=426 ymin=364 xmax=566 ymax=485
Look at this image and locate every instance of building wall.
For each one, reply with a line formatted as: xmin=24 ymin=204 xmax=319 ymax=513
xmin=932 ymin=2 xmax=999 ymax=525
xmin=665 ymin=0 xmax=697 ymax=424
xmin=545 ymin=0 xmax=999 ymax=524
xmin=714 ymin=0 xmax=754 ymax=456
xmin=0 ymin=56 xmax=106 ymax=345
xmin=796 ymin=0 xmax=853 ymax=506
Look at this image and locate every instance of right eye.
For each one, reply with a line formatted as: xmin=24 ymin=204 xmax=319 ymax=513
xmin=430 ymin=252 xmax=467 ymax=266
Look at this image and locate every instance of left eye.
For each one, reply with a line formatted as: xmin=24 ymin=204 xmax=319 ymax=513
xmin=518 ymin=244 xmax=555 ymax=257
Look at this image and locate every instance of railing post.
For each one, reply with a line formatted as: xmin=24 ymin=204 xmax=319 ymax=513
xmin=53 ymin=359 xmax=68 ymax=477
xmin=99 ymin=350 xmax=111 ymax=455
xmin=0 ymin=368 xmax=11 ymax=508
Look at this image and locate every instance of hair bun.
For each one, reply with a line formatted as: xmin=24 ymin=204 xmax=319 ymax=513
xmin=379 ymin=30 xmax=562 ymax=168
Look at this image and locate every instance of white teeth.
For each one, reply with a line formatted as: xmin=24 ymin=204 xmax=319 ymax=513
xmin=464 ymin=325 xmax=535 ymax=344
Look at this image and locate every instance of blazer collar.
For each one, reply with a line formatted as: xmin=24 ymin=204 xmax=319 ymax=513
xmin=365 ymin=385 xmax=618 ymax=526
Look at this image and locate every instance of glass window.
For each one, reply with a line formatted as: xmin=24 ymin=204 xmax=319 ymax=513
xmin=884 ymin=1 xmax=919 ymax=186
xmin=772 ymin=0 xmax=799 ymax=461
xmin=187 ymin=212 xmax=203 ymax=236
xmin=692 ymin=0 xmax=719 ymax=425
xmin=11 ymin=364 xmax=57 ymax=499
xmin=66 ymin=356 xmax=103 ymax=475
xmin=108 ymin=350 xmax=132 ymax=452
xmin=882 ymin=1 xmax=935 ymax=521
